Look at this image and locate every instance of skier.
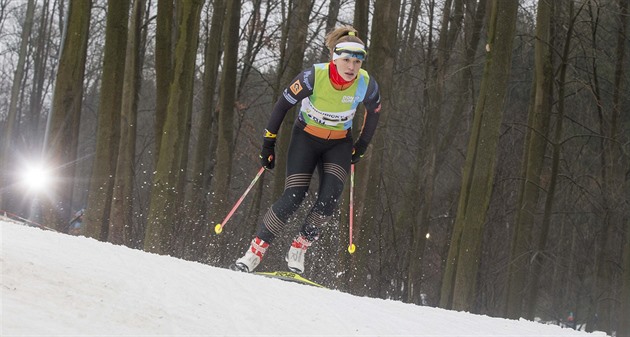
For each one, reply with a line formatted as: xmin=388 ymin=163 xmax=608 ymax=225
xmin=234 ymin=25 xmax=382 ymax=273
xmin=68 ymin=208 xmax=84 ymax=235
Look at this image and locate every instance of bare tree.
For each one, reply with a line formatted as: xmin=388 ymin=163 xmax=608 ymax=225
xmin=0 ymin=0 xmax=35 ymax=211
xmin=613 ymin=1 xmax=629 ymax=334
xmin=84 ymin=0 xmax=130 ymax=240
xmin=271 ymin=0 xmax=313 ymax=198
xmin=440 ymin=0 xmax=519 ymax=311
xmin=353 ymin=0 xmax=368 ymax=42
xmin=318 ymin=0 xmax=340 ymax=62
xmin=39 ymin=0 xmax=91 ymax=232
xmin=26 ymin=0 xmax=54 ymax=144
xmin=622 ymin=219 xmax=630 ymax=337
xmin=405 ymin=0 xmax=465 ymax=305
xmin=144 ymin=0 xmax=204 ymax=254
xmin=585 ymin=0 xmax=628 ymax=331
xmin=108 ymin=0 xmax=146 ymax=245
xmin=0 ymin=0 xmax=628 ymax=329
xmin=237 ymin=0 xmax=276 ymax=96
xmin=349 ymin=0 xmax=401 ymax=296
xmin=208 ymin=0 xmax=243 ymax=265
xmin=154 ymin=0 xmax=174 ymax=162
xmin=183 ymin=0 xmax=226 ymax=261
xmin=505 ymin=0 xmax=553 ymax=320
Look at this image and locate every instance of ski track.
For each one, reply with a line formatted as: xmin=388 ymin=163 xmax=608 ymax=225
xmin=1 ymin=221 xmax=609 ymax=336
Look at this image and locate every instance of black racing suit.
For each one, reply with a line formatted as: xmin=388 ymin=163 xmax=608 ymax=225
xmin=256 ymin=64 xmax=382 ymax=244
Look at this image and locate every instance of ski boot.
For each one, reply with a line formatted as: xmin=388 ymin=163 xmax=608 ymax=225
xmin=234 ymin=237 xmax=269 ymax=272
xmin=286 ymin=235 xmax=312 ymax=274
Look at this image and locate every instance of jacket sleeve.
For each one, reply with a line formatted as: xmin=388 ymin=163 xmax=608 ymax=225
xmin=356 ymin=76 xmax=382 ymax=144
xmin=264 ymin=67 xmax=315 ymax=135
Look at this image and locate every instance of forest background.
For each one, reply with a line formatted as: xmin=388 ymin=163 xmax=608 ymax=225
xmin=0 ymin=0 xmax=628 ymax=336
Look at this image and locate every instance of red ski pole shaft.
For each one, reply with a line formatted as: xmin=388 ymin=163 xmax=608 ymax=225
xmin=215 ymin=166 xmax=266 ymax=234
xmin=348 ymin=164 xmax=356 ymax=254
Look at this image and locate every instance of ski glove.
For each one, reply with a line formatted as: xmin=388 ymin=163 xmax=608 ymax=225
xmin=260 ymin=130 xmax=276 ymax=169
xmin=351 ymin=139 xmax=369 ymax=164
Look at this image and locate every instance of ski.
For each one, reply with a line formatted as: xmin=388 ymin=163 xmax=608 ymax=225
xmin=254 ymin=271 xmax=327 ymax=289
xmin=229 ymin=264 xmax=327 ymax=289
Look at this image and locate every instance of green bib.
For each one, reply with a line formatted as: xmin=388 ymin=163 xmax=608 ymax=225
xmin=299 ymin=63 xmax=370 ymax=131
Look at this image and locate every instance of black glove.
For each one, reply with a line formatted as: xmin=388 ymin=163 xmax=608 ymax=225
xmin=260 ymin=138 xmax=276 ymax=169
xmin=351 ymin=139 xmax=369 ymax=164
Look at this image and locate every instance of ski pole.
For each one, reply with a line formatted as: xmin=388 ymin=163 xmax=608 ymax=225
xmin=215 ymin=166 xmax=266 ymax=234
xmin=348 ymin=163 xmax=356 ymax=254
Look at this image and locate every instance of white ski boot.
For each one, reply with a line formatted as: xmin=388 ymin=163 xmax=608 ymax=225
xmin=234 ymin=237 xmax=269 ymax=272
xmin=286 ymin=235 xmax=312 ymax=274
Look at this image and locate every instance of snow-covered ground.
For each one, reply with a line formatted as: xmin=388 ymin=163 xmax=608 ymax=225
xmin=1 ymin=219 xmax=609 ymax=336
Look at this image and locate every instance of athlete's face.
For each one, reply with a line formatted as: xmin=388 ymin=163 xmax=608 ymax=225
xmin=333 ymin=57 xmax=363 ymax=81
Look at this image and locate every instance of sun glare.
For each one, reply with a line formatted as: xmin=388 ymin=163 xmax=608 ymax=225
xmin=21 ymin=164 xmax=51 ymax=193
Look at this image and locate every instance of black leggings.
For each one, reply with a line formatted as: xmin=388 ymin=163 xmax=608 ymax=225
xmin=256 ymin=126 xmax=352 ymax=244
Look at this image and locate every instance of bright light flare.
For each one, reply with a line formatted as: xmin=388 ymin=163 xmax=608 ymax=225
xmin=20 ymin=163 xmax=52 ymax=193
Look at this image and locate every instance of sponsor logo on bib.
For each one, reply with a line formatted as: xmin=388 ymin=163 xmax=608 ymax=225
xmin=341 ymin=95 xmax=358 ymax=104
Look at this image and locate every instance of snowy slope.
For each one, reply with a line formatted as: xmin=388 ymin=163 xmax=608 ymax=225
xmin=1 ymin=220 xmax=609 ymax=336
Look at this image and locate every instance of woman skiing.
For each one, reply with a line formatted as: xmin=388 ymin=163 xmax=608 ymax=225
xmin=234 ymin=25 xmax=382 ymax=274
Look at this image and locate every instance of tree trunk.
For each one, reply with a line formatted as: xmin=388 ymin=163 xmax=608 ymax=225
xmin=350 ymin=0 xmax=401 ymax=297
xmin=621 ymin=218 xmax=630 ymax=337
xmin=317 ymin=0 xmax=339 ymax=62
xmin=505 ymin=0 xmax=553 ymax=320
xmin=39 ymin=0 xmax=91 ymax=232
xmin=405 ymin=0 xmax=464 ymax=305
xmin=432 ymin=0 xmax=486 ymax=306
xmin=271 ymin=0 xmax=313 ymax=198
xmin=586 ymin=0 xmax=628 ymax=332
xmin=238 ymin=0 xmax=274 ymax=96
xmin=144 ymin=0 xmax=203 ymax=254
xmin=154 ymin=0 xmax=174 ymax=163
xmin=0 ymin=0 xmax=35 ymax=212
xmin=440 ymin=0 xmax=519 ymax=312
xmin=206 ymin=0 xmax=241 ymax=263
xmin=613 ymin=0 xmax=629 ymax=334
xmin=400 ymin=0 xmax=418 ymax=54
xmin=84 ymin=0 xmax=130 ymax=241
xmin=437 ymin=0 xmax=486 ymax=160
xmin=109 ymin=0 xmax=146 ymax=245
xmin=525 ymin=1 xmax=582 ymax=321
xmin=334 ymin=0 xmax=371 ymax=291
xmin=184 ymin=0 xmax=225 ymax=261
xmin=353 ymin=0 xmax=369 ymax=42
xmin=26 ymin=0 xmax=52 ymax=146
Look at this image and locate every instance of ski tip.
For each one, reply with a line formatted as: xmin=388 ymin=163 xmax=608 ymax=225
xmin=214 ymin=223 xmax=223 ymax=234
xmin=348 ymin=243 xmax=356 ymax=254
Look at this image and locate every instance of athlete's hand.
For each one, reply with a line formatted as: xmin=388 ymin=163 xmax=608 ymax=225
xmin=260 ymin=138 xmax=276 ymax=169
xmin=351 ymin=139 xmax=368 ymax=164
